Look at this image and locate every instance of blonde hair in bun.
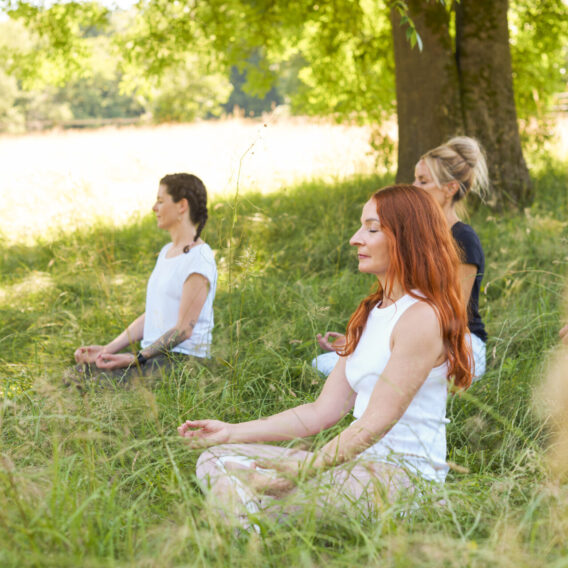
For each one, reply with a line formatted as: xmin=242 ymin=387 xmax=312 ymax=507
xmin=421 ymin=136 xmax=490 ymax=202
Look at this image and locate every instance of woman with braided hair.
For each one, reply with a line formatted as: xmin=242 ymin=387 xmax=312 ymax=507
xmin=314 ymin=137 xmax=489 ymax=382
xmin=69 ymin=173 xmax=217 ymax=387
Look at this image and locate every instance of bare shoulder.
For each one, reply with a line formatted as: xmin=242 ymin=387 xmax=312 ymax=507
xmin=392 ymin=300 xmax=442 ymax=345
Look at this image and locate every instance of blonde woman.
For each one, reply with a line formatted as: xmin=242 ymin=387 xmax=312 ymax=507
xmin=314 ymin=137 xmax=489 ymax=381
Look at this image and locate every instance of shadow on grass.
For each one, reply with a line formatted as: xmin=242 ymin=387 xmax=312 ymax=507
xmin=0 ymin=168 xmax=568 ymax=564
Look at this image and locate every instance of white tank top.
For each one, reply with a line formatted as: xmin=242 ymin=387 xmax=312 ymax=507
xmin=345 ymin=293 xmax=449 ymax=482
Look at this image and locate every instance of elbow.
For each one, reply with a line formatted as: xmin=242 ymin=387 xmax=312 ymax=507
xmin=174 ymin=325 xmax=192 ymax=342
xmin=181 ymin=319 xmax=198 ymax=339
xmin=310 ymin=402 xmax=346 ymax=433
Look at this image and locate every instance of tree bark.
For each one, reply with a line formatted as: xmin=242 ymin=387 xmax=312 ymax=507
xmin=390 ymin=0 xmax=463 ymax=183
xmin=455 ymin=0 xmax=533 ymax=207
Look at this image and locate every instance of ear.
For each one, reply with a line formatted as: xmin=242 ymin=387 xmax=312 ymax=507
xmin=444 ymin=181 xmax=460 ymax=198
xmin=177 ymin=197 xmax=189 ymax=215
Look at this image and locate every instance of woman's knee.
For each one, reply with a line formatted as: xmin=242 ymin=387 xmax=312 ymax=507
xmin=196 ymin=444 xmax=240 ymax=482
xmin=470 ymin=335 xmax=487 ymax=382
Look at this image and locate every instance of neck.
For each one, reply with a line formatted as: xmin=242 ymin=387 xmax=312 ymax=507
xmin=442 ymin=202 xmax=460 ymax=227
xmin=168 ymin=222 xmax=197 ymax=248
xmin=377 ymin=278 xmax=405 ymax=307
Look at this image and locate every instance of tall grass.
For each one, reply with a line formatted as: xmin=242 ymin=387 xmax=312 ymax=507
xmin=0 ymin=165 xmax=567 ymax=566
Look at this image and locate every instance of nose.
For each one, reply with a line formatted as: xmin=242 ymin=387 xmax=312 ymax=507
xmin=350 ymin=227 xmax=364 ymax=247
xmin=152 ymin=202 xmax=158 ymax=212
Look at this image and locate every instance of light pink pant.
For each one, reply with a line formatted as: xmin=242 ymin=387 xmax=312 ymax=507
xmin=196 ymin=443 xmax=414 ymax=528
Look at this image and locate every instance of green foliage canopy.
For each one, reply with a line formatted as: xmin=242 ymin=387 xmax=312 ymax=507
xmin=0 ymin=0 xmax=566 ymax=132
xmin=111 ymin=0 xmax=567 ymax=124
xmin=3 ymin=0 xmax=110 ymax=88
xmin=509 ymin=0 xmax=568 ymax=120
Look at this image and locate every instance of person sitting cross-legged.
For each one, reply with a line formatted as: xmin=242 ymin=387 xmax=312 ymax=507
xmin=178 ymin=184 xmax=472 ymax=528
xmin=66 ymin=173 xmax=217 ymax=389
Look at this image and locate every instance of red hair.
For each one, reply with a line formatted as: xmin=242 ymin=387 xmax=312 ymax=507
xmin=340 ymin=184 xmax=472 ymax=389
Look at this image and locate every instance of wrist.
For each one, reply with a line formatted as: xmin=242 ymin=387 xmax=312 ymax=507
xmin=226 ymin=422 xmax=244 ymax=444
xmin=310 ymin=454 xmax=328 ymax=474
xmin=313 ymin=444 xmax=341 ymax=471
xmin=102 ymin=342 xmax=118 ymax=354
xmin=136 ymin=351 xmax=148 ymax=366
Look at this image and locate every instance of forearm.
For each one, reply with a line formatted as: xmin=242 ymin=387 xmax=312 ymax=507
xmin=313 ymin=418 xmax=393 ymax=471
xmin=227 ymin=402 xmax=331 ymax=444
xmin=226 ymin=359 xmax=355 ymax=444
xmin=104 ymin=314 xmax=145 ymax=353
xmin=142 ymin=273 xmax=208 ymax=361
xmin=139 ymin=322 xmax=195 ymax=359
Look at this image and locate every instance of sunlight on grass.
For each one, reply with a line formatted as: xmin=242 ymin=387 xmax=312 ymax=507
xmin=0 ymin=162 xmax=567 ymax=564
xmin=0 ymin=115 xmax=380 ymax=245
xmin=1 ymin=113 xmax=567 ymax=565
xmin=0 ymin=271 xmax=54 ymax=302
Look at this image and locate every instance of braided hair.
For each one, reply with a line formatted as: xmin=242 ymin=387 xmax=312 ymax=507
xmin=160 ymin=173 xmax=208 ymax=243
xmin=421 ymin=136 xmax=490 ymax=202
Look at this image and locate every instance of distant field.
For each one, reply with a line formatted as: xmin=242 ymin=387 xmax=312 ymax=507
xmin=2 ymin=114 xmax=565 ymax=245
xmin=0 ymin=115 xmax=381 ymax=245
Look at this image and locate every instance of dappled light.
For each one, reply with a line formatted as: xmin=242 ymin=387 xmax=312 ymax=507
xmin=0 ymin=0 xmax=566 ymax=560
xmin=0 ymin=155 xmax=567 ymax=565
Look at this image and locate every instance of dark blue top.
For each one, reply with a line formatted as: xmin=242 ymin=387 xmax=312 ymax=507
xmin=452 ymin=221 xmax=487 ymax=342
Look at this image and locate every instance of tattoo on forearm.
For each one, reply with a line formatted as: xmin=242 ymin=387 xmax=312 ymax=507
xmin=142 ymin=321 xmax=196 ymax=359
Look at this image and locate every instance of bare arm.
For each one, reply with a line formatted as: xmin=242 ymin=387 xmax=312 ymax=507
xmin=459 ymin=263 xmax=478 ymax=309
xmin=246 ymin=302 xmax=446 ymax=496
xmin=140 ymin=272 xmax=209 ymax=359
xmin=96 ymin=273 xmax=209 ymax=369
xmin=179 ymin=356 xmax=356 ymax=444
xmin=313 ymin=302 xmax=445 ymax=469
xmin=105 ymin=313 xmax=146 ymax=352
xmin=74 ymin=314 xmax=145 ymax=364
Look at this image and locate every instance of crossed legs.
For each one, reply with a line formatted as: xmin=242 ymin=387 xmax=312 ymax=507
xmin=196 ymin=443 xmax=414 ymax=528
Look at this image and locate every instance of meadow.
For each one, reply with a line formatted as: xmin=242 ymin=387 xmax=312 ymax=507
xmin=0 ymin=115 xmax=380 ymax=245
xmin=0 ymin=118 xmax=568 ymax=566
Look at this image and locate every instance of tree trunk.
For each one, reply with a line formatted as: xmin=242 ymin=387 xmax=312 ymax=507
xmin=455 ymin=0 xmax=533 ymax=207
xmin=390 ymin=0 xmax=463 ymax=183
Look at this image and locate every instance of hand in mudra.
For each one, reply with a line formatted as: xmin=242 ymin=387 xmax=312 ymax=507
xmin=316 ymin=332 xmax=345 ymax=352
xmin=177 ymin=419 xmax=232 ymax=448
xmin=74 ymin=345 xmax=106 ymax=364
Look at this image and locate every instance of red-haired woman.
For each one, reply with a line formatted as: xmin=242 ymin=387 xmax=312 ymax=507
xmin=179 ymin=185 xmax=472 ymax=526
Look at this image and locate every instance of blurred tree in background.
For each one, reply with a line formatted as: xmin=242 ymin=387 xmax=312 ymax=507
xmin=223 ymin=52 xmax=284 ymax=117
xmin=0 ymin=0 xmax=566 ymax=206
